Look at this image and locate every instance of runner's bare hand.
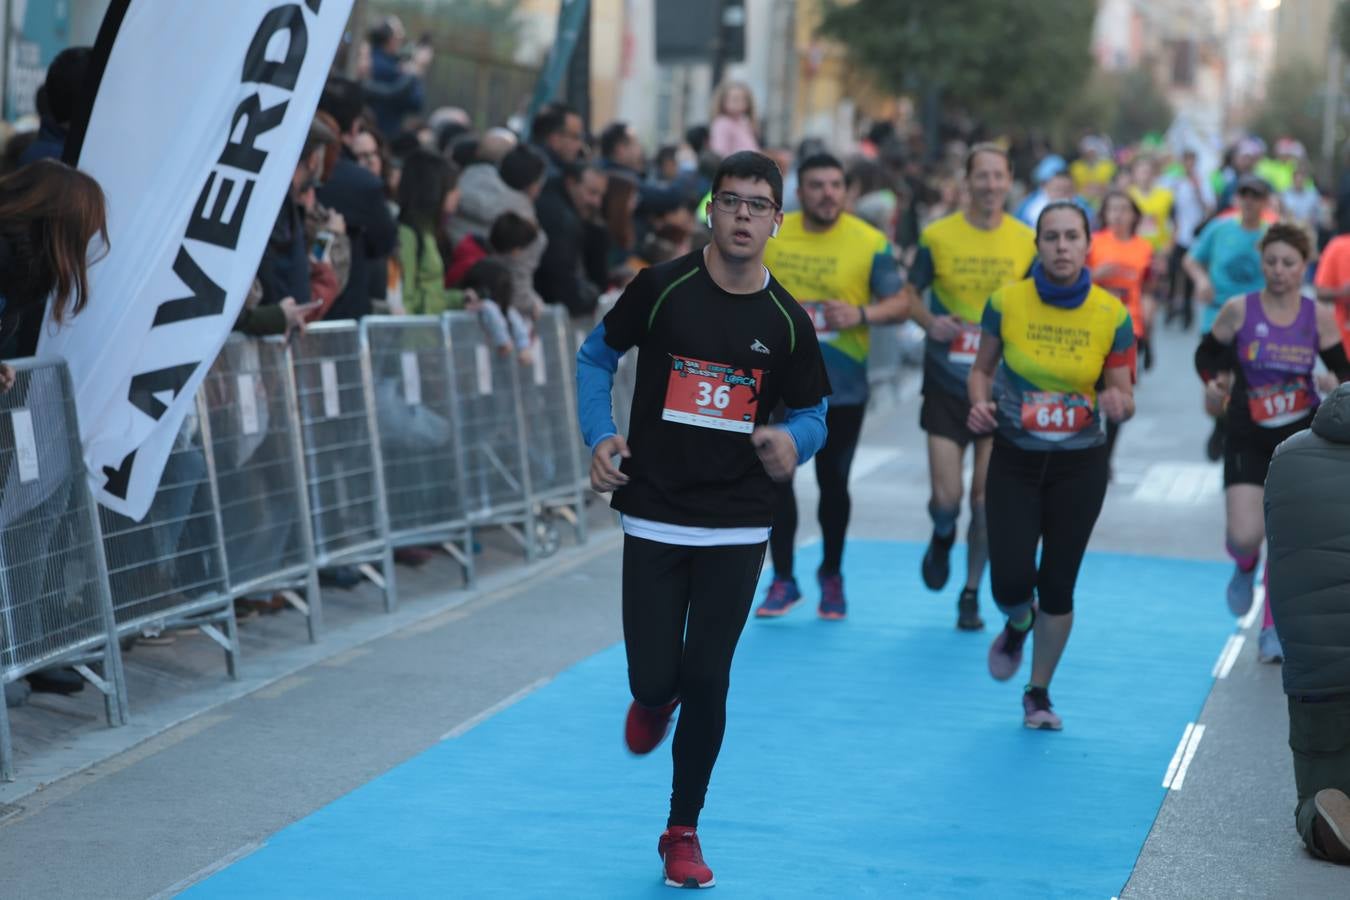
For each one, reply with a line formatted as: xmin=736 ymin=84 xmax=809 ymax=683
xmin=1204 ymin=374 xmax=1232 ymax=409
xmin=1099 ymin=387 xmax=1131 ymax=423
xmin=0 ymin=363 xmax=14 ymax=393
xmin=1194 ymin=275 xmax=1215 ymax=306
xmin=751 ymin=426 xmax=797 ymax=482
xmin=822 ymin=300 xmax=862 ymax=330
xmin=967 ymin=400 xmax=998 ymax=435
xmin=590 ymin=434 xmax=630 ymax=493
xmin=927 ymin=314 xmax=962 ymax=343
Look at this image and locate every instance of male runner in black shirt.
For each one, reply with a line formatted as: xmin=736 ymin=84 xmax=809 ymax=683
xmin=577 ymin=151 xmax=830 ymax=889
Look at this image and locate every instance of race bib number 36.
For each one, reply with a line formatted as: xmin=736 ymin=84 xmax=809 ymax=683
xmin=1021 ymin=391 xmax=1094 ymax=442
xmin=948 ymin=323 xmax=981 ymax=365
xmin=1248 ymin=381 xmax=1312 ymax=428
xmin=663 ymin=355 xmax=762 ymax=433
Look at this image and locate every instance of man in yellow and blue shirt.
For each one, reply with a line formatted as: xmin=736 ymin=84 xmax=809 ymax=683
xmin=903 ymin=143 xmax=1036 ymax=630
xmin=757 ymin=152 xmax=906 ymax=620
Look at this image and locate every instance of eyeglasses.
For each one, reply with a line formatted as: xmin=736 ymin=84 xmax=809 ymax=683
xmin=711 ymin=192 xmax=779 ymax=217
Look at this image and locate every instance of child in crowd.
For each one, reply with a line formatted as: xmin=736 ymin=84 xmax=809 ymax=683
xmin=462 ymin=258 xmax=533 ymax=364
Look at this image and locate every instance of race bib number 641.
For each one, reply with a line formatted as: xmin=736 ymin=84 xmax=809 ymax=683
xmin=662 ymin=354 xmax=762 ymax=433
xmin=1021 ymin=391 xmax=1094 ymax=442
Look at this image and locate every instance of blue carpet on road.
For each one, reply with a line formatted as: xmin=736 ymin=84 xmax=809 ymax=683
xmin=187 ymin=541 xmax=1231 ymax=899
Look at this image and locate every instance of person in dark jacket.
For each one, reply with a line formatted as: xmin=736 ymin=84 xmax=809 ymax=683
xmin=19 ymin=46 xmax=90 ymax=166
xmin=530 ymin=102 xmax=586 ymax=177
xmin=363 ymin=16 xmax=430 ymax=140
xmin=317 ymin=78 xmax=399 ymax=320
xmin=1265 ymin=382 xmax=1350 ymax=864
xmin=534 ymin=162 xmax=608 ymax=318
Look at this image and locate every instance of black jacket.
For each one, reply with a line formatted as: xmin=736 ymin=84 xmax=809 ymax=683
xmin=1265 ymin=383 xmax=1350 ymax=696
xmin=534 ymin=178 xmax=608 ymax=318
xmin=316 ymin=156 xmax=397 ymax=320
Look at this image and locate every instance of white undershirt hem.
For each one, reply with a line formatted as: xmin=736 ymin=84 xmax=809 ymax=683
xmin=621 ymin=515 xmax=770 ymax=547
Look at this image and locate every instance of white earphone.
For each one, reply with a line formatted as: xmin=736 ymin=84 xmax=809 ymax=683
xmin=706 ymin=208 xmax=781 ymax=238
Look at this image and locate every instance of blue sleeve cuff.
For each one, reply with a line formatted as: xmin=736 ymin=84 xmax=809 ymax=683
xmin=870 ymin=250 xmax=904 ymax=297
xmin=782 ymin=398 xmax=829 ymax=465
xmin=576 ymin=323 xmax=623 ymax=452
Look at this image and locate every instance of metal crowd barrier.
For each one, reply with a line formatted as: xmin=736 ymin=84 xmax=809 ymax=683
xmin=445 ymin=310 xmax=536 ymax=560
xmin=569 ymin=305 xmax=636 ymax=494
xmin=291 ymin=322 xmax=398 ymax=610
xmin=0 ymin=359 xmax=127 ymax=781
xmin=360 ymin=316 xmax=473 ymax=584
xmin=98 ymin=411 xmax=239 ymax=676
xmin=198 ymin=335 xmax=322 ymax=642
xmin=522 ymin=308 xmax=587 ymax=551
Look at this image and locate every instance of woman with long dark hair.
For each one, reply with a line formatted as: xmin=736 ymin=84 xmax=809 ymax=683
xmin=0 ymin=159 xmax=109 ymax=383
xmin=397 ymin=149 xmax=464 ymax=315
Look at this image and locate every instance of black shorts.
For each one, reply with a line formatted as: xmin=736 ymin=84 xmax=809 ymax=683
xmin=1224 ymin=421 xmax=1306 ymax=487
xmin=920 ymin=382 xmax=978 ymax=449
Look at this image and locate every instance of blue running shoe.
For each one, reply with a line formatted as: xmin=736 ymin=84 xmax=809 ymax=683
xmin=817 ymin=571 xmax=846 ymax=620
xmin=755 ymin=576 xmax=801 ymax=618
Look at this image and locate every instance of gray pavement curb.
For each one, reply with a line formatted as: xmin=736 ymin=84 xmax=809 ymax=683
xmin=0 ymin=528 xmax=621 ymax=808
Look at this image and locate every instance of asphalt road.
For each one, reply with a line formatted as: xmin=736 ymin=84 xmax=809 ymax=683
xmin=0 ymin=322 xmax=1338 ymax=899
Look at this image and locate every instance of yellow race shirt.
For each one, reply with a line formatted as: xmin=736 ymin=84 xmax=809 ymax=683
xmin=764 ymin=212 xmax=901 ymax=405
xmin=1129 ymin=185 xmax=1175 ymax=253
xmin=1070 ymin=158 xmax=1116 ymax=199
xmin=909 ymin=211 xmax=1036 ymax=397
xmin=981 ymin=278 xmax=1135 ymax=451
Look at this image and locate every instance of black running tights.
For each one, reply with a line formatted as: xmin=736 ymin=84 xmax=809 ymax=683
xmin=986 ymin=440 xmax=1109 ymax=617
xmin=622 ymin=535 xmax=767 ymax=827
xmin=769 ymin=403 xmax=866 ymax=577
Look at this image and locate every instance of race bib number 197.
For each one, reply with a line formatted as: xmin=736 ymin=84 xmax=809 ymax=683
xmin=663 ymin=355 xmax=762 ymax=433
xmin=1248 ymin=381 xmax=1312 ymax=428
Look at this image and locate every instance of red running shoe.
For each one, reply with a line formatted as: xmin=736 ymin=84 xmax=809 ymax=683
xmin=658 ymin=826 xmax=715 ymax=889
xmin=624 ymin=699 xmax=679 ymax=755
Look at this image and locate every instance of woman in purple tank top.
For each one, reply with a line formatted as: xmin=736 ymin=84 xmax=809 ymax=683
xmin=1194 ymin=224 xmax=1349 ymax=660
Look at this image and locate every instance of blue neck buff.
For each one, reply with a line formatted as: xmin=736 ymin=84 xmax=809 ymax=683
xmin=1032 ymin=261 xmax=1091 ymax=309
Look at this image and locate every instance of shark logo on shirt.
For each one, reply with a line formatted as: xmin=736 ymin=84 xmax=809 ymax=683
xmin=750 ymin=339 xmax=770 ymax=355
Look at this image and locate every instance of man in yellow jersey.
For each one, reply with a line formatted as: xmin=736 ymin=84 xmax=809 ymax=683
xmin=1070 ymin=136 xmax=1115 ymax=209
xmin=756 ymin=152 xmax=907 ymax=619
xmin=1128 ymin=156 xmax=1173 ymax=369
xmin=903 ymin=143 xmax=1036 ymax=630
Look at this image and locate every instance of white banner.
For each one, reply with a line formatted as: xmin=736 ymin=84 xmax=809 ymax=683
xmin=37 ymin=0 xmax=352 ymax=520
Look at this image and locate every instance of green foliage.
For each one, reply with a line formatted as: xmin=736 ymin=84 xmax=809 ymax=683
xmin=1248 ymin=63 xmax=1330 ymax=166
xmin=1338 ymin=0 xmax=1350 ymax=59
xmin=1057 ymin=67 xmax=1174 ymax=146
xmin=369 ymin=0 xmax=521 ymax=58
xmin=819 ymin=0 xmax=1096 ymax=128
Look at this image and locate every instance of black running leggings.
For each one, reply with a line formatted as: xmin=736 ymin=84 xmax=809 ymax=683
xmin=622 ymin=535 xmax=767 ymax=827
xmin=769 ymin=402 xmax=866 ymax=577
xmin=985 ymin=440 xmax=1109 ymax=617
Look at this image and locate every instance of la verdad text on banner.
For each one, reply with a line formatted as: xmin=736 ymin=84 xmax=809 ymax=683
xmin=37 ymin=0 xmax=353 ymax=521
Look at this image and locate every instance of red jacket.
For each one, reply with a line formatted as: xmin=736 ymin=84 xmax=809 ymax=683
xmin=445 ymin=234 xmax=488 ymax=287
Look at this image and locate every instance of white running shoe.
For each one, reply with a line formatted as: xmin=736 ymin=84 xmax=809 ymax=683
xmin=1258 ymin=626 xmax=1284 ymax=664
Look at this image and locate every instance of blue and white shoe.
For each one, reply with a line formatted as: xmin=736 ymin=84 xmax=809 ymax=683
xmin=1227 ymin=565 xmax=1256 ymax=617
xmin=755 ymin=577 xmax=801 ymax=618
